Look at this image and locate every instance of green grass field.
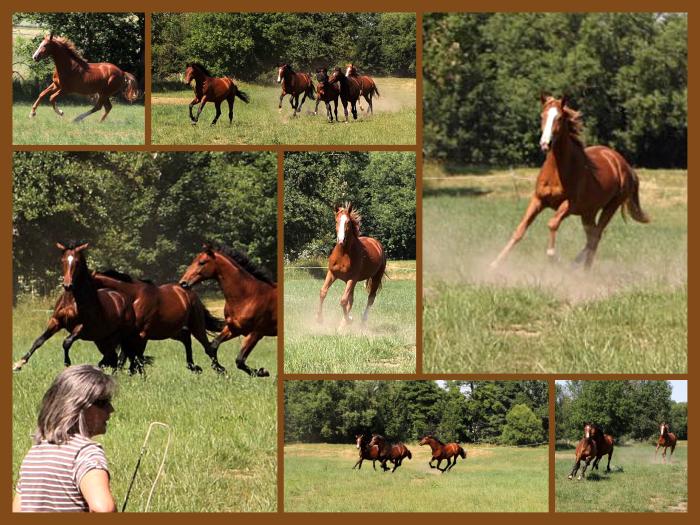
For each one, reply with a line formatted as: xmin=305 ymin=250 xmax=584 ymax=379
xmin=284 ymin=443 xmax=548 ymax=512
xmin=151 ymin=78 xmax=416 ymax=145
xmin=555 ymin=442 xmax=687 ymax=512
xmin=12 ymin=297 xmax=276 ymax=512
xmin=284 ymin=264 xmax=416 ymax=374
xmin=423 ymin=167 xmax=687 ymax=374
xmin=13 ymin=101 xmax=145 ymax=145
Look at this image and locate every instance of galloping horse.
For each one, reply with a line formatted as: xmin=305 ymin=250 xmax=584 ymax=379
xmin=179 ymin=244 xmax=277 ymax=377
xmin=353 ymin=434 xmax=380 ymax=470
xmin=317 ymin=204 xmax=386 ymax=327
xmin=568 ymin=422 xmax=598 ymax=480
xmin=419 ymin=435 xmax=467 ymax=473
xmin=656 ymin=422 xmax=677 ymax=463
xmin=314 ymin=68 xmax=339 ymax=122
xmin=589 ymin=423 xmax=614 ymax=473
xmin=184 ymin=62 xmax=250 ymax=126
xmin=491 ymin=95 xmax=649 ymax=270
xmin=91 ymin=270 xmax=225 ymax=373
xmin=345 ymin=64 xmax=379 ymax=114
xmin=328 ymin=67 xmax=361 ymax=122
xmin=13 ymin=243 xmax=135 ymax=372
xmin=277 ymin=64 xmax=315 ymax=116
xmin=369 ymin=434 xmax=412 ymax=473
xmin=30 ymin=33 xmax=140 ymax=122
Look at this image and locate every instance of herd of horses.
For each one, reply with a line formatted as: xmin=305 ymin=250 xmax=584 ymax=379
xmin=354 ymin=434 xmax=466 ymax=473
xmin=568 ymin=422 xmax=678 ymax=481
xmin=13 ymin=242 xmax=277 ymax=377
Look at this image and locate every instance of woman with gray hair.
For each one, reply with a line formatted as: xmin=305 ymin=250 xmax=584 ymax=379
xmin=13 ymin=365 xmax=117 ymax=512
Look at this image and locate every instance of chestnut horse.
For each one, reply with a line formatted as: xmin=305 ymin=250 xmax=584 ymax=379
xmin=353 ymin=434 xmax=380 ymax=470
xmin=277 ymin=64 xmax=315 ymax=116
xmin=314 ymin=67 xmax=339 ymax=122
xmin=568 ymin=422 xmax=598 ymax=480
xmin=491 ymin=95 xmax=649 ymax=270
xmin=13 ymin=243 xmax=135 ymax=372
xmin=589 ymin=423 xmax=614 ymax=473
xmin=369 ymin=434 xmax=412 ymax=473
xmin=184 ymin=62 xmax=250 ymax=126
xmin=30 ymin=33 xmax=140 ymax=122
xmin=328 ymin=67 xmax=361 ymax=122
xmin=419 ymin=435 xmax=467 ymax=473
xmin=317 ymin=204 xmax=386 ymax=327
xmin=179 ymin=244 xmax=277 ymax=377
xmin=91 ymin=270 xmax=225 ymax=373
xmin=656 ymin=422 xmax=677 ymax=463
xmin=345 ymin=64 xmax=379 ymax=114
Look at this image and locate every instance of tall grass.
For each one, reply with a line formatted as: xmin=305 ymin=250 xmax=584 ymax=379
xmin=151 ymin=78 xmax=416 ymax=145
xmin=12 ymin=297 xmax=277 ymax=512
xmin=285 ymin=443 xmax=548 ymax=512
xmin=423 ymin=167 xmax=687 ymax=374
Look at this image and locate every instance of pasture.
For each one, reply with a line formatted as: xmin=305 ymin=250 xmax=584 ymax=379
xmin=12 ymin=296 xmax=277 ymax=512
xmin=151 ymin=77 xmax=416 ymax=145
xmin=12 ymin=101 xmax=145 ymax=145
xmin=284 ymin=263 xmax=416 ymax=374
xmin=423 ymin=167 xmax=687 ymax=374
xmin=555 ymin=441 xmax=687 ymax=512
xmin=284 ymin=443 xmax=548 ymax=512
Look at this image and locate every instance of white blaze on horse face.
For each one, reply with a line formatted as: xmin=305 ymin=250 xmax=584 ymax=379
xmin=277 ymin=67 xmax=283 ymax=83
xmin=32 ymin=40 xmax=46 ymax=61
xmin=67 ymin=255 xmax=74 ymax=271
xmin=540 ymin=106 xmax=559 ymax=150
xmin=337 ymin=214 xmax=348 ymax=244
xmin=346 ymin=66 xmax=352 ymax=76
xmin=585 ymin=426 xmax=590 ymax=439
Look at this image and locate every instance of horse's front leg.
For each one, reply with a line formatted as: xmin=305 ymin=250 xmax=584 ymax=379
xmin=189 ymin=96 xmax=200 ymax=122
xmin=236 ymin=332 xmax=268 ymax=377
xmin=436 ymin=458 xmax=446 ymax=473
xmin=317 ymin=271 xmax=336 ymax=323
xmin=208 ymin=324 xmax=234 ymax=373
xmin=314 ymin=97 xmax=320 ymax=115
xmin=339 ymin=279 xmax=357 ymax=327
xmin=350 ymin=100 xmax=358 ymax=120
xmin=193 ymin=95 xmax=208 ymax=125
xmin=278 ymin=91 xmax=286 ymax=112
xmin=568 ymin=460 xmax=580 ymax=480
xmin=297 ymin=92 xmax=308 ymax=113
xmin=29 ymin=82 xmax=58 ymax=118
xmin=352 ymin=458 xmax=362 ymax=469
xmin=48 ymin=88 xmax=64 ymax=117
xmin=579 ymin=457 xmax=592 ymax=480
xmin=62 ymin=324 xmax=84 ymax=367
xmin=490 ymin=195 xmax=544 ymax=269
xmin=13 ymin=318 xmax=61 ymax=371
xmin=545 ymin=200 xmax=570 ymax=261
xmin=340 ymin=97 xmax=349 ymax=122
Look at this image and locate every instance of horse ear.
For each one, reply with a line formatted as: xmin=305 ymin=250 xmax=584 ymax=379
xmin=561 ymin=94 xmax=569 ymax=109
xmin=540 ymin=92 xmax=548 ymax=105
xmin=56 ymin=242 xmax=66 ymax=251
xmin=347 ymin=203 xmax=353 ymax=215
xmin=75 ymin=242 xmax=89 ymax=252
xmin=48 ymin=31 xmax=53 ymax=40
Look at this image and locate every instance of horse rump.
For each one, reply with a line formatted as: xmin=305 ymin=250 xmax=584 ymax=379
xmin=121 ymin=72 xmax=141 ymax=103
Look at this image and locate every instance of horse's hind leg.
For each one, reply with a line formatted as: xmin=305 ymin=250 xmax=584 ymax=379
xmin=317 ymin=271 xmax=337 ymax=323
xmin=235 ymin=332 xmax=268 ymax=377
xmin=175 ymin=330 xmax=203 ymax=373
xmin=30 ymin=82 xmax=58 ymax=118
xmin=606 ymin=450 xmax=613 ymax=472
xmin=362 ymin=265 xmax=385 ymax=324
xmin=363 ymin=93 xmax=372 ymax=114
xmin=13 ymin=318 xmax=61 ymax=371
xmin=227 ymin=96 xmax=235 ymax=124
xmin=297 ymin=93 xmax=308 ymax=114
xmin=490 ymin=195 xmax=544 ymax=268
xmin=74 ymin=98 xmax=104 ymax=123
xmin=99 ymin=98 xmax=113 ymax=122
xmin=210 ymin=102 xmax=222 ymax=126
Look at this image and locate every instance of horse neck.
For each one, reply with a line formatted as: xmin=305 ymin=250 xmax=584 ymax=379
xmin=426 ymin=439 xmax=440 ymax=453
xmin=213 ymin=253 xmax=269 ymax=302
xmin=49 ymin=45 xmax=83 ymax=75
xmin=549 ymin=124 xmax=587 ymax=186
xmin=72 ymin=263 xmax=101 ymax=315
xmin=337 ymin=226 xmax=361 ymax=254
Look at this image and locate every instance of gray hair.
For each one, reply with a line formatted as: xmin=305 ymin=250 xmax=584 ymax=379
xmin=34 ymin=365 xmax=116 ymax=444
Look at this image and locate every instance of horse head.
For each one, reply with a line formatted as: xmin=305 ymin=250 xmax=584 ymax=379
xmin=538 ymin=94 xmax=569 ymax=152
xmin=345 ymin=64 xmax=357 ymax=77
xmin=179 ymin=243 xmax=217 ymax=289
xmin=316 ymin=67 xmax=329 ymax=84
xmin=368 ymin=434 xmax=384 ymax=447
xmin=32 ymin=32 xmax=55 ymax=62
xmin=660 ymin=422 xmax=669 ymax=437
xmin=184 ymin=64 xmax=197 ymax=85
xmin=277 ymin=64 xmax=291 ymax=83
xmin=355 ymin=434 xmax=365 ymax=449
xmin=419 ymin=435 xmax=431 ymax=446
xmin=583 ymin=422 xmax=594 ymax=440
xmin=56 ymin=241 xmax=89 ymax=291
xmin=328 ymin=67 xmax=345 ymax=85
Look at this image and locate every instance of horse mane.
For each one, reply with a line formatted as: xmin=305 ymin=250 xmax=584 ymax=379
xmin=99 ymin=268 xmax=155 ymax=285
xmin=52 ymin=36 xmax=89 ymax=69
xmin=342 ymin=203 xmax=362 ymax=236
xmin=210 ymin=243 xmax=276 ymax=285
xmin=562 ymin=105 xmax=586 ymax=149
xmin=187 ymin=62 xmax=212 ymax=77
xmin=431 ymin=435 xmax=445 ymax=446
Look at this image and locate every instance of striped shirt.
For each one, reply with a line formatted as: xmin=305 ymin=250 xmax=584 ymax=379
xmin=16 ymin=434 xmax=110 ymax=512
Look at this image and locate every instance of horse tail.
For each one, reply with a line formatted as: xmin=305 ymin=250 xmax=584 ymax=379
xmin=191 ymin=294 xmax=226 ymax=333
xmin=406 ymin=449 xmax=412 ymax=459
xmin=121 ymin=72 xmax=141 ymax=103
xmin=371 ymin=83 xmax=380 ymax=97
xmin=623 ymin=167 xmax=650 ymax=224
xmin=459 ymin=446 xmax=466 ymax=459
xmin=235 ymin=89 xmax=250 ymax=104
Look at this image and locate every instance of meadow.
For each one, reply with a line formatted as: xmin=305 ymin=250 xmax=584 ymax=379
xmin=12 ymin=101 xmax=145 ymax=145
xmin=151 ymin=77 xmax=416 ymax=145
xmin=284 ymin=442 xmax=548 ymax=512
xmin=423 ymin=166 xmax=687 ymax=374
xmin=555 ymin=441 xmax=687 ymax=512
xmin=284 ymin=263 xmax=416 ymax=374
xmin=12 ymin=296 xmax=277 ymax=512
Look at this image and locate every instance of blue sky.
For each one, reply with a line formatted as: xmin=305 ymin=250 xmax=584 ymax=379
xmin=555 ymin=380 xmax=687 ymax=402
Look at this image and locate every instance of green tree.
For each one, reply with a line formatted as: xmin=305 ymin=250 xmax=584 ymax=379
xmin=500 ymin=404 xmax=543 ymax=445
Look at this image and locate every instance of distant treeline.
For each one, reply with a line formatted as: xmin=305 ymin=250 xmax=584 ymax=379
xmin=424 ymin=13 xmax=687 ymax=168
xmin=13 ymin=152 xmax=276 ymax=300
xmin=152 ymin=13 xmax=416 ymax=85
xmin=284 ymin=152 xmax=415 ymax=262
xmin=556 ymin=381 xmax=687 ymax=442
xmin=285 ymin=380 xmax=549 ymax=445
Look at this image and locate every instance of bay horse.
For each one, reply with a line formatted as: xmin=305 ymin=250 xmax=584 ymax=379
xmin=656 ymin=422 xmax=677 ymax=463
xmin=589 ymin=423 xmax=614 ymax=473
xmin=13 ymin=243 xmax=135 ymax=372
xmin=353 ymin=434 xmax=380 ymax=470
xmin=91 ymin=270 xmax=225 ymax=373
xmin=419 ymin=435 xmax=466 ymax=473
xmin=277 ymin=64 xmax=315 ymax=116
xmin=568 ymin=422 xmax=598 ymax=480
xmin=179 ymin=244 xmax=277 ymax=377
xmin=184 ymin=62 xmax=250 ymax=126
xmin=314 ymin=68 xmax=339 ymax=122
xmin=369 ymin=434 xmax=412 ymax=473
xmin=345 ymin=64 xmax=379 ymax=114
xmin=490 ymin=95 xmax=649 ymax=270
xmin=30 ymin=33 xmax=140 ymax=122
xmin=327 ymin=67 xmax=361 ymax=122
xmin=317 ymin=204 xmax=386 ymax=327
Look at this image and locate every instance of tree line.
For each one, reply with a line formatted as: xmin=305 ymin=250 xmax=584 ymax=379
xmin=556 ymin=381 xmax=687 ymax=442
xmin=152 ymin=12 xmax=416 ymax=85
xmin=12 ymin=13 xmax=145 ymax=99
xmin=284 ymin=152 xmax=416 ymax=262
xmin=284 ymin=380 xmax=549 ymax=446
xmin=424 ymin=13 xmax=687 ymax=168
xmin=13 ymin=152 xmax=277 ymax=300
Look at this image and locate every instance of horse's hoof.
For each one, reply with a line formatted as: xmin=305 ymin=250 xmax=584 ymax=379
xmin=188 ymin=364 xmax=203 ymax=374
xmin=29 ymin=111 xmax=36 ymax=119
xmin=256 ymin=368 xmax=270 ymax=377
xmin=58 ymin=110 xmax=64 ymax=117
xmin=212 ymin=363 xmax=226 ymax=374
xmin=191 ymin=122 xmax=197 ymax=126
xmin=577 ymin=476 xmax=582 ymax=481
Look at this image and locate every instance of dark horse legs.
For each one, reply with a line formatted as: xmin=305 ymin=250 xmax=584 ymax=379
xmin=568 ymin=457 xmax=593 ymax=480
xmin=13 ymin=319 xmax=61 ymax=371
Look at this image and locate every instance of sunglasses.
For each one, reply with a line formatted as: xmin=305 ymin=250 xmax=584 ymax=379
xmin=91 ymin=398 xmax=113 ymax=409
